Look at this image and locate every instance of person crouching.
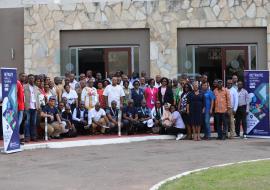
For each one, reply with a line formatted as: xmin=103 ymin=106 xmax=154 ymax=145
xmin=89 ymin=102 xmax=109 ymax=134
xmin=40 ymin=96 xmax=64 ymax=139
xmin=72 ymin=101 xmax=91 ymax=135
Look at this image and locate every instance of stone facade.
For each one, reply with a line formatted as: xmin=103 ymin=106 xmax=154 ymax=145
xmin=22 ymin=0 xmax=270 ymax=77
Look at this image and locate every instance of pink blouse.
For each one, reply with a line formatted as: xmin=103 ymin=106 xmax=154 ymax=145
xmin=144 ymin=87 xmax=158 ymax=109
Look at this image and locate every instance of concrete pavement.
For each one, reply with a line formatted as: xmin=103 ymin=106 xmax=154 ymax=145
xmin=0 ymin=138 xmax=270 ymax=190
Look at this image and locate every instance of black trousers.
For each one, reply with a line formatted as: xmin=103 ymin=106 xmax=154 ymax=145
xmin=73 ymin=121 xmax=89 ymax=135
xmin=122 ymin=119 xmax=140 ymax=134
xmin=215 ymin=113 xmax=228 ymax=139
xmin=235 ymin=105 xmax=247 ymax=136
xmin=166 ymin=127 xmax=186 ymax=136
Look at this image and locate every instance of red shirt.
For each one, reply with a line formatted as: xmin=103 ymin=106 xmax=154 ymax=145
xmin=97 ymin=89 xmax=106 ymax=108
xmin=17 ymin=80 xmax=25 ymax=111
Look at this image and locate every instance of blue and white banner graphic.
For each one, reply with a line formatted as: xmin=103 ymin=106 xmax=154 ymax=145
xmin=1 ymin=68 xmax=21 ymax=153
xmin=244 ymin=70 xmax=269 ymax=137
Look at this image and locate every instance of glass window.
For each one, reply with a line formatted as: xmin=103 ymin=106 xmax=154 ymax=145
xmin=133 ymin=47 xmax=139 ymax=74
xmin=178 ymin=45 xmax=195 ymax=79
xmin=61 ymin=48 xmax=76 ymax=76
xmin=107 ymin=50 xmax=129 ymax=75
xmin=250 ymin=45 xmax=257 ymax=70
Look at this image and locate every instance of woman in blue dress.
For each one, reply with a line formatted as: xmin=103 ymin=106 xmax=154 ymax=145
xmin=187 ymin=81 xmax=205 ymax=141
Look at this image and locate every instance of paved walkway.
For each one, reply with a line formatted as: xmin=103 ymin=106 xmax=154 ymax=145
xmin=0 ymin=138 xmax=270 ymax=190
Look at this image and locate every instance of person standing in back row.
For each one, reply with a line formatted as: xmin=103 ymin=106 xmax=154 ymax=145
xmin=227 ymin=79 xmax=238 ymax=138
xmin=158 ymin=77 xmax=174 ymax=106
xmin=236 ymin=81 xmax=249 ymax=138
xmin=214 ymin=80 xmax=231 ymax=140
xmin=201 ymin=82 xmax=215 ymax=140
xmin=24 ymin=74 xmax=40 ymax=142
xmin=187 ymin=81 xmax=205 ymax=141
xmin=103 ymin=77 xmax=125 ymax=109
xmin=144 ymin=78 xmax=158 ymax=110
xmin=17 ymin=73 xmax=26 ymax=144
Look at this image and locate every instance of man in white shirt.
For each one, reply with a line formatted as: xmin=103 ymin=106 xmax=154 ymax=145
xmin=236 ymin=81 xmax=249 ymax=138
xmin=232 ymin=74 xmax=238 ymax=90
xmin=226 ymin=79 xmax=238 ymax=138
xmin=103 ymin=77 xmax=125 ymax=109
xmin=90 ymin=103 xmax=109 ymax=134
xmin=154 ymin=74 xmax=161 ymax=88
xmin=69 ymin=73 xmax=78 ymax=90
xmin=62 ymin=84 xmax=78 ymax=111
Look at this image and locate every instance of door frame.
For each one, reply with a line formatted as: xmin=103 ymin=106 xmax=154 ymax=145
xmin=221 ymin=46 xmax=249 ymax=83
xmin=104 ymin=48 xmax=132 ymax=77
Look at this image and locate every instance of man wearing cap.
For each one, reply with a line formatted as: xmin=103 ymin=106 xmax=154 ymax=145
xmin=40 ymin=96 xmax=64 ymax=139
xmin=214 ymin=80 xmax=231 ymax=140
xmin=72 ymin=101 xmax=91 ymax=135
xmin=122 ymin=99 xmax=139 ymax=135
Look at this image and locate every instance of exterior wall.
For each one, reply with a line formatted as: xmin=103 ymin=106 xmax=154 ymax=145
xmin=21 ymin=0 xmax=270 ymax=78
xmin=0 ymin=8 xmax=24 ymax=74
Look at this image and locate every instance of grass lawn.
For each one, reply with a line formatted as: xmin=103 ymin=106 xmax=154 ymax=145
xmin=159 ymin=160 xmax=270 ymax=190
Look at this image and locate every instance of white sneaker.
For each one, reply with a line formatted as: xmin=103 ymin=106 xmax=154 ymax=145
xmin=176 ymin=133 xmax=184 ymax=141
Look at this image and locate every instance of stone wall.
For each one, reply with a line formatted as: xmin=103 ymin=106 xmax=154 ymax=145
xmin=24 ymin=0 xmax=270 ymax=77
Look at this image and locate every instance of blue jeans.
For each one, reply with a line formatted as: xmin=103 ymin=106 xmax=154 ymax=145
xmin=18 ymin=110 xmax=24 ymax=126
xmin=204 ymin=112 xmax=211 ymax=138
xmin=215 ymin=113 xmax=228 ymax=139
xmin=25 ymin=109 xmax=37 ymax=139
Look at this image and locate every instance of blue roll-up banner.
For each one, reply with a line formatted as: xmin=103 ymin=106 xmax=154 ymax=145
xmin=244 ymin=70 xmax=270 ymax=138
xmin=1 ymin=68 xmax=21 ymax=153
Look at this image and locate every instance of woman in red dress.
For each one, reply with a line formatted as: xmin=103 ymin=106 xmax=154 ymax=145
xmin=97 ymin=81 xmax=106 ymax=109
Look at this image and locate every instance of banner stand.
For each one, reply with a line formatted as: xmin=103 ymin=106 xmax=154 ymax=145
xmin=1 ymin=68 xmax=22 ymax=154
xmin=244 ymin=70 xmax=270 ymax=138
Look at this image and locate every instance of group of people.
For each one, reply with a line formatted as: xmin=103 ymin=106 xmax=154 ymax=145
xmin=0 ymin=70 xmax=249 ymax=144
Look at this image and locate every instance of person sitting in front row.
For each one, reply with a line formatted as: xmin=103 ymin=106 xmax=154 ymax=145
xmin=167 ymin=105 xmax=186 ymax=140
xmin=137 ymin=100 xmax=152 ymax=133
xmin=61 ymin=105 xmax=77 ymax=137
xmin=122 ymin=99 xmax=139 ymax=135
xmin=72 ymin=101 xmax=91 ymax=135
xmin=106 ymin=100 xmax=119 ymax=134
xmin=89 ymin=102 xmax=109 ymax=134
xmin=151 ymin=101 xmax=163 ymax=134
xmin=162 ymin=103 xmax=173 ymax=134
xmin=40 ymin=96 xmax=64 ymax=139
